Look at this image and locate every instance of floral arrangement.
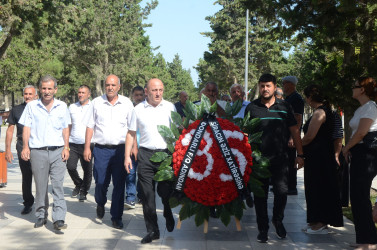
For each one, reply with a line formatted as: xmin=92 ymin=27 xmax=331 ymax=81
xmin=151 ymin=95 xmax=270 ymax=227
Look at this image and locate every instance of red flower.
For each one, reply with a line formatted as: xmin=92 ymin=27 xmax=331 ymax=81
xmin=173 ymin=118 xmax=253 ymax=206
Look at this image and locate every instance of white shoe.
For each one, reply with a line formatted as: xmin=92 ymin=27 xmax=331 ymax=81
xmin=304 ymin=225 xmax=328 ymax=234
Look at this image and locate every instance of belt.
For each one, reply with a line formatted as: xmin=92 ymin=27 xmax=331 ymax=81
xmin=139 ymin=147 xmax=168 ymax=153
xmin=31 ymin=146 xmax=62 ymax=151
xmin=96 ymin=144 xmax=124 ymax=149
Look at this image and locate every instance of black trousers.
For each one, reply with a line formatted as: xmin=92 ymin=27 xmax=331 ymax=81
xmin=350 ymin=144 xmax=377 ymax=244
xmin=138 ymin=147 xmax=173 ymax=233
xmin=66 ymin=143 xmax=93 ymax=194
xmin=16 ymin=146 xmax=34 ymax=207
xmin=287 ymin=147 xmax=297 ymax=191
xmin=254 ymin=156 xmax=288 ymax=232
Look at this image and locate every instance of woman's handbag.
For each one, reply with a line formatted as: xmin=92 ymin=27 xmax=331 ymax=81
xmin=363 ymin=131 xmax=377 ymax=150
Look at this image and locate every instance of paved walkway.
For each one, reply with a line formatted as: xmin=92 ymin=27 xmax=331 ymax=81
xmin=0 ymin=127 xmax=357 ymax=249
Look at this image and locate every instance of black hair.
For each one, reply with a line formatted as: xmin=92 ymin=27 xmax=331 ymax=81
xmin=258 ymin=74 xmax=277 ymax=85
xmin=132 ymin=85 xmax=144 ymax=93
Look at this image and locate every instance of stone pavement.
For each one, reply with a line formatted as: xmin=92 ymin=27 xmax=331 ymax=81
xmin=0 ymin=126 xmax=356 ymax=249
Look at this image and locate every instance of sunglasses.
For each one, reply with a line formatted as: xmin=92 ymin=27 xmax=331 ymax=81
xmin=351 ymin=85 xmax=362 ymax=89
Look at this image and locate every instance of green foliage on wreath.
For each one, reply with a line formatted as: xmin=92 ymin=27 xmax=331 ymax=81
xmin=151 ymin=95 xmax=271 ymax=226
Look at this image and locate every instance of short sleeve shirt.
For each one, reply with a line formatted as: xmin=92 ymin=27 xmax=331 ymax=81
xmin=244 ymin=98 xmax=297 ymax=158
xmin=349 ymin=101 xmax=377 ymax=137
xmin=7 ymin=102 xmax=27 ymax=148
xmin=285 ymin=91 xmax=304 ymax=115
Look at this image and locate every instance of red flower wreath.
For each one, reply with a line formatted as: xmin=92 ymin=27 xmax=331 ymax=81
xmin=172 ymin=118 xmax=253 ymax=206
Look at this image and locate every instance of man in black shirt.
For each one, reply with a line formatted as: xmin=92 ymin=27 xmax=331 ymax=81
xmin=282 ymin=76 xmax=305 ymax=195
xmin=174 ymin=91 xmax=188 ymax=118
xmin=5 ymin=85 xmax=38 ymax=214
xmin=244 ymin=74 xmax=304 ymax=243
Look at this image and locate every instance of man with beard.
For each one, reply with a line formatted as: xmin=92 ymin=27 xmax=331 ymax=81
xmin=244 ymin=73 xmax=304 ymax=243
xmin=67 ymin=85 xmax=93 ymax=201
xmin=5 ymin=85 xmax=38 ymax=215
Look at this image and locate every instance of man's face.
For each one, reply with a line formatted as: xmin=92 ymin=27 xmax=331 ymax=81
xmin=39 ymin=80 xmax=57 ymax=102
xmin=23 ymin=87 xmax=36 ymax=104
xmin=78 ymin=87 xmax=91 ymax=105
xmin=204 ymin=83 xmax=218 ymax=103
xmin=230 ymin=86 xmax=243 ymax=102
xmin=259 ymin=81 xmax=276 ymax=101
xmin=105 ymin=77 xmax=121 ymax=99
xmin=145 ymin=79 xmax=164 ymax=106
xmin=179 ymin=92 xmax=188 ymax=105
xmin=282 ymin=81 xmax=294 ymax=94
xmin=132 ymin=90 xmax=144 ymax=105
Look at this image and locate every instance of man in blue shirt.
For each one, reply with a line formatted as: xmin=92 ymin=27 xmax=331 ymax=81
xmin=20 ymin=75 xmax=71 ymax=230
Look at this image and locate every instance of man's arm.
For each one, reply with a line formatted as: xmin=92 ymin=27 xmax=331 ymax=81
xmin=131 ymin=133 xmax=138 ymax=161
xmin=124 ymin=131 xmax=136 ymax=174
xmin=5 ymin=124 xmax=15 ymax=163
xmin=61 ymin=127 xmax=70 ymax=161
xmin=83 ymin=127 xmax=94 ymax=162
xmin=21 ymin=126 xmax=31 ymax=161
xmin=288 ymin=113 xmax=303 ymax=148
xmin=289 ymin=125 xmax=305 ymax=169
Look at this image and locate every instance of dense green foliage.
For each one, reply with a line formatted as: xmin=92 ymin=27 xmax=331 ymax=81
xmin=0 ymin=0 xmax=196 ymax=106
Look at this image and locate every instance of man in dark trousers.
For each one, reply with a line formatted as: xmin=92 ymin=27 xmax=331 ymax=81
xmin=5 ymin=85 xmax=38 ymax=215
xmin=244 ymin=73 xmax=304 ymax=243
xmin=124 ymin=78 xmax=176 ymax=244
xmin=282 ymin=76 xmax=304 ymax=195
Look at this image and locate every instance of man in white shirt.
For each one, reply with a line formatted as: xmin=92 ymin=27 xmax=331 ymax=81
xmin=124 ymin=78 xmax=176 ymax=244
xmin=229 ymin=83 xmax=250 ymax=119
xmin=67 ymin=85 xmax=93 ymax=202
xmin=83 ymin=74 xmax=133 ymax=229
xmin=19 ymin=75 xmax=71 ymax=230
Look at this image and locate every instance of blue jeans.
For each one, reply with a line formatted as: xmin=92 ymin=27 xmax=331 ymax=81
xmin=125 ymin=155 xmax=137 ymax=202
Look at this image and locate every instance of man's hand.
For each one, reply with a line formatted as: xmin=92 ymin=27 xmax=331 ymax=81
xmin=373 ymin=204 xmax=377 ymax=223
xmin=84 ymin=148 xmax=91 ymax=162
xmin=124 ymin=156 xmax=133 ymax=174
xmin=288 ymin=137 xmax=295 ymax=148
xmin=295 ymin=156 xmax=304 ymax=170
xmin=5 ymin=149 xmax=14 ymax=163
xmin=21 ymin=147 xmax=30 ymax=161
xmin=62 ymin=148 xmax=70 ymax=161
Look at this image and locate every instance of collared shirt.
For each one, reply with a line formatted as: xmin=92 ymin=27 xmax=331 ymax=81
xmin=244 ymin=98 xmax=297 ymax=159
xmin=84 ymin=94 xmax=133 ymax=145
xmin=174 ymin=101 xmax=186 ymax=118
xmin=69 ymin=100 xmax=92 ymax=144
xmin=232 ymin=100 xmax=250 ymax=119
xmin=19 ymin=99 xmax=71 ymax=148
xmin=7 ymin=102 xmax=27 ymax=149
xmin=129 ymin=99 xmax=176 ymax=150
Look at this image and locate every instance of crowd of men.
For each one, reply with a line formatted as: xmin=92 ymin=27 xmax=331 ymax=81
xmin=4 ymin=73 xmax=313 ymax=244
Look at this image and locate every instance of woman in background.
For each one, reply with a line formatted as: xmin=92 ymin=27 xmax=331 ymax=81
xmin=302 ymin=84 xmax=343 ymax=234
xmin=343 ymin=77 xmax=377 ymax=250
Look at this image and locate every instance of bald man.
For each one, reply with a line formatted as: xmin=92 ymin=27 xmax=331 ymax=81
xmin=83 ymin=74 xmax=134 ymax=229
xmin=125 ymin=78 xmax=176 ymax=244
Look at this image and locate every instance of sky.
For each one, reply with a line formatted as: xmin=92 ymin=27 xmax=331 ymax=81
xmin=141 ymin=0 xmax=222 ymax=85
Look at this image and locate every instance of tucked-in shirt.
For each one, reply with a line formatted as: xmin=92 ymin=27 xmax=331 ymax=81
xmin=174 ymin=101 xmax=186 ymax=118
xmin=349 ymin=101 xmax=377 ymax=138
xmin=232 ymin=100 xmax=250 ymax=119
xmin=69 ymin=100 xmax=92 ymax=144
xmin=7 ymin=102 xmax=27 ymax=149
xmin=129 ymin=99 xmax=176 ymax=150
xmin=19 ymin=99 xmax=71 ymax=148
xmin=244 ymin=98 xmax=297 ymax=159
xmin=84 ymin=94 xmax=133 ymax=145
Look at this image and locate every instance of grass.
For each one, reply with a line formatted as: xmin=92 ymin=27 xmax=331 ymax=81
xmin=342 ymin=189 xmax=377 ymax=228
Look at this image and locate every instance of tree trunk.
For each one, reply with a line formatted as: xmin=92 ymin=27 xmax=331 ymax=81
xmin=4 ymin=92 xmax=10 ymax=111
xmin=95 ymin=78 xmax=103 ymax=97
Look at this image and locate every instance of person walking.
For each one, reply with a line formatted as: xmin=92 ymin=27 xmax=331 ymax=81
xmin=19 ymin=75 xmax=70 ymax=230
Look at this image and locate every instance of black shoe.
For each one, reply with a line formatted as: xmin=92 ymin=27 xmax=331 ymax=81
xmin=21 ymin=206 xmax=32 ymax=215
xmin=78 ymin=192 xmax=87 ymax=202
xmin=272 ymin=220 xmax=287 ymax=239
xmin=53 ymin=220 xmax=67 ymax=230
xmin=72 ymin=186 xmax=80 ymax=197
xmin=112 ymin=220 xmax=123 ymax=229
xmin=97 ymin=205 xmax=105 ymax=219
xmin=141 ymin=231 xmax=160 ymax=244
xmin=257 ymin=231 xmax=268 ymax=243
xmin=164 ymin=209 xmax=175 ymax=232
xmin=287 ymin=189 xmax=298 ymax=195
xmin=34 ymin=218 xmax=47 ymax=228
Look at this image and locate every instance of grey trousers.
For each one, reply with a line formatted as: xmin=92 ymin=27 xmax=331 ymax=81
xmin=30 ymin=147 xmax=67 ymax=222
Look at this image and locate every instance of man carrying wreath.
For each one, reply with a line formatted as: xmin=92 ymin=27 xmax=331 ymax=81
xmin=245 ymin=73 xmax=304 ymax=243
